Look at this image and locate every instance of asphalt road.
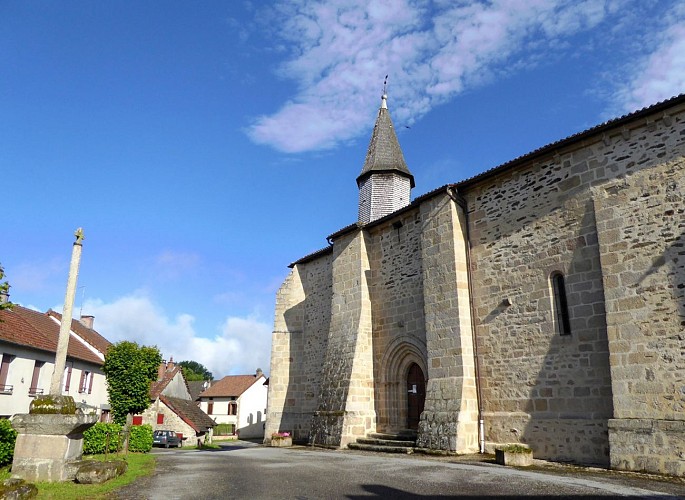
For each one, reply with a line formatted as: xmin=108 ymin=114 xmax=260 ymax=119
xmin=114 ymin=441 xmax=685 ymax=499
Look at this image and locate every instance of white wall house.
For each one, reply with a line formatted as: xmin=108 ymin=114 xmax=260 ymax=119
xmin=0 ymin=304 xmax=111 ymax=420
xmin=198 ymin=370 xmax=267 ymax=439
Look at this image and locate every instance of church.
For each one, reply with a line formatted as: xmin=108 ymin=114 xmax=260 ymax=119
xmin=265 ymin=91 xmax=685 ymax=477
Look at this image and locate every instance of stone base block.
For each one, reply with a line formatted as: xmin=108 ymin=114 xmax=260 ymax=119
xmin=609 ymin=418 xmax=685 ymax=477
xmin=310 ymin=410 xmax=376 ymax=449
xmin=11 ymin=413 xmax=97 ymax=482
xmin=417 ymin=411 xmax=478 ymax=453
xmin=496 ymin=447 xmax=533 ymax=467
xmin=270 ymin=437 xmax=292 ymax=447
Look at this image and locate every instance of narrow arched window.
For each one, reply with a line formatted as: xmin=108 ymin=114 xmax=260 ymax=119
xmin=551 ymin=271 xmax=571 ymax=336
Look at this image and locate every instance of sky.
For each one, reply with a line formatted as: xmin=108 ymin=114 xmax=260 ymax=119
xmin=2 ymin=0 xmax=684 ymax=379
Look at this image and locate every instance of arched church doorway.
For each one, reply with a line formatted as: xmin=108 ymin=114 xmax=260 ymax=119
xmin=406 ymin=363 xmax=425 ymax=430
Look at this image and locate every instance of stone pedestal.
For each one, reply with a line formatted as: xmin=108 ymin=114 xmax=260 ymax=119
xmin=11 ymin=413 xmax=97 ymax=482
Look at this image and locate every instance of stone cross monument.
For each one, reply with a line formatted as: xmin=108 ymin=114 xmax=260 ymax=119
xmin=50 ymin=227 xmax=84 ymax=394
xmin=11 ymin=228 xmax=97 ymax=483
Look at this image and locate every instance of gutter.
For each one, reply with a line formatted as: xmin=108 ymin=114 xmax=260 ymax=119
xmin=447 ymin=185 xmax=486 ymax=454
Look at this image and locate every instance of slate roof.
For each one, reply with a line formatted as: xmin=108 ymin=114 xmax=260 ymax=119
xmin=198 ymin=374 xmax=264 ymax=398
xmin=357 ymin=95 xmax=415 ymax=188
xmin=0 ymin=305 xmax=105 ymax=365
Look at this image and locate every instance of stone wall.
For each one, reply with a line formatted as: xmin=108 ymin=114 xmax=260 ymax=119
xmin=365 ymin=210 xmax=427 ymax=432
xmin=416 ymin=192 xmax=478 ymax=453
xmin=310 ymin=230 xmax=376 ymax=448
xmin=466 ymin=101 xmax=684 ymax=468
xmin=593 ymin=140 xmax=685 ymax=475
xmin=265 ymin=254 xmax=332 ymax=442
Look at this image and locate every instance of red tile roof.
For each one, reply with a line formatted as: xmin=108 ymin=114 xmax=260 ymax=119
xmin=0 ymin=305 xmax=104 ymax=365
xmin=48 ymin=310 xmax=111 ymax=356
xmin=198 ymin=374 xmax=264 ymax=398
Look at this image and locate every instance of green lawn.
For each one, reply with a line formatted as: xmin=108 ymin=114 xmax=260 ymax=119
xmin=1 ymin=452 xmax=156 ymax=499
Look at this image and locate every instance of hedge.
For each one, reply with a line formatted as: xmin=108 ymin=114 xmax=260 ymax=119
xmin=129 ymin=424 xmax=153 ymax=452
xmin=83 ymin=422 xmax=122 ymax=455
xmin=0 ymin=418 xmax=17 ymax=466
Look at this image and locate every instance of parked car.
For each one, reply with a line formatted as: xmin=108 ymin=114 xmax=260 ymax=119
xmin=153 ymin=430 xmax=183 ymax=448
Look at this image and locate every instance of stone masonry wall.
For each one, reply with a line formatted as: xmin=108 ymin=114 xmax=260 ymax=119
xmin=265 ymin=255 xmax=332 ymax=442
xmin=416 ymin=192 xmax=478 ymax=453
xmin=310 ymin=230 xmax=376 ymax=448
xmin=593 ymin=140 xmax=685 ymax=475
xmin=466 ymin=102 xmax=685 ymax=469
xmin=365 ymin=210 xmax=427 ymax=432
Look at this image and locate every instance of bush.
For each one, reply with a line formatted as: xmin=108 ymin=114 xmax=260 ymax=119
xmin=129 ymin=424 xmax=153 ymax=453
xmin=0 ymin=419 xmax=17 ymax=466
xmin=83 ymin=422 xmax=122 ymax=455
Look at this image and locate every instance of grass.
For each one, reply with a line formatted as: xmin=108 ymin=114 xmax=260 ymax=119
xmin=1 ymin=452 xmax=156 ymax=499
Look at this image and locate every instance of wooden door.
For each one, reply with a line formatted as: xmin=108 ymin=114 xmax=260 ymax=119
xmin=406 ymin=363 xmax=425 ymax=430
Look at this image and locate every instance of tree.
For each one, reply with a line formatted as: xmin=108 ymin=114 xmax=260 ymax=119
xmin=0 ymin=264 xmax=12 ymax=312
xmin=178 ymin=360 xmax=213 ymax=381
xmin=102 ymin=341 xmax=162 ymax=425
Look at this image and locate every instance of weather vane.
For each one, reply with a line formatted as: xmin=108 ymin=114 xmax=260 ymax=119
xmin=383 ymin=74 xmax=388 ymax=95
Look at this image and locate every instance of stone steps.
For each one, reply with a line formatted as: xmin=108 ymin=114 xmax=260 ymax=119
xmin=348 ymin=430 xmax=417 ymax=455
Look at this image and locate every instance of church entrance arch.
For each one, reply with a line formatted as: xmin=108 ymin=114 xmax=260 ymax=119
xmin=378 ymin=337 xmax=427 ymax=432
xmin=406 ymin=363 xmax=426 ymax=430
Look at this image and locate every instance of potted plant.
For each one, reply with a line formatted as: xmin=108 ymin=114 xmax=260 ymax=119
xmin=270 ymin=432 xmax=292 ymax=447
xmin=495 ymin=444 xmax=533 ymax=466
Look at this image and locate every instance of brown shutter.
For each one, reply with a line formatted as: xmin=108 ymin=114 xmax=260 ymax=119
xmin=64 ymin=366 xmax=72 ymax=392
xmin=78 ymin=371 xmax=86 ymax=393
xmin=88 ymin=372 xmax=94 ymax=394
xmin=0 ymin=355 xmax=13 ymax=388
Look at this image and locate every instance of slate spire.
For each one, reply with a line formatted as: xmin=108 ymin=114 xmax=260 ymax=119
xmin=357 ymin=93 xmax=414 ymax=224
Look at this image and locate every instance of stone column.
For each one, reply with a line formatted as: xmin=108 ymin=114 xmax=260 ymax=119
xmin=416 ymin=193 xmax=478 ymax=453
xmin=50 ymin=228 xmax=84 ymax=394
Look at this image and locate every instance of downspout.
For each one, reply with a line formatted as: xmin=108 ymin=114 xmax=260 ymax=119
xmin=447 ymin=186 xmax=485 ymax=454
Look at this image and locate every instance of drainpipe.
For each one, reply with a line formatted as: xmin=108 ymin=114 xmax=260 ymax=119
xmin=447 ymin=186 xmax=485 ymax=454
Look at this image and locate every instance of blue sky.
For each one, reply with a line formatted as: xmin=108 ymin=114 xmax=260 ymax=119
xmin=2 ymin=0 xmax=684 ymax=378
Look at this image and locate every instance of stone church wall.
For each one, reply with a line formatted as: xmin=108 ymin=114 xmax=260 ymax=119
xmin=365 ymin=210 xmax=427 ymax=432
xmin=265 ymin=253 xmax=332 ymax=442
xmin=466 ymin=102 xmax=685 ymax=469
xmin=593 ymin=145 xmax=685 ymax=475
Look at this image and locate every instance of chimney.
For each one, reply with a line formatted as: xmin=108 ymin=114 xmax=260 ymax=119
xmin=158 ymin=360 xmax=166 ymax=381
xmin=256 ymin=368 xmax=263 ymax=378
xmin=167 ymin=357 xmax=175 ymax=371
xmin=0 ymin=284 xmax=9 ymax=305
xmin=80 ymin=315 xmax=94 ymax=329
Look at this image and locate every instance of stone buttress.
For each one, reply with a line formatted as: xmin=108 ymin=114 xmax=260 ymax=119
xmin=416 ymin=191 xmax=479 ymax=453
xmin=310 ymin=229 xmax=376 ymax=447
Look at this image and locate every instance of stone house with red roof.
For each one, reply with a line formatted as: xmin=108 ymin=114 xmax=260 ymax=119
xmin=137 ymin=358 xmax=215 ymax=446
xmin=198 ymin=369 xmax=267 ymax=439
xmin=0 ymin=304 xmax=111 ymax=420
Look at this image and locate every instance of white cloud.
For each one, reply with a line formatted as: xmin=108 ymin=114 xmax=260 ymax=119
xmin=247 ymin=0 xmax=624 ymax=153
xmin=615 ymin=7 xmax=685 ymax=111
xmin=82 ymin=293 xmax=271 ymax=378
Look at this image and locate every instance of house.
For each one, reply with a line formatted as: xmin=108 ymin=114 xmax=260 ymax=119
xmin=137 ymin=358 xmax=214 ymax=445
xmin=0 ymin=302 xmax=111 ymax=420
xmin=266 ymin=92 xmax=685 ymax=477
xmin=198 ymin=369 xmax=267 ymax=439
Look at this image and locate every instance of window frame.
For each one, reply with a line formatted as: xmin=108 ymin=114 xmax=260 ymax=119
xmin=550 ymin=271 xmax=572 ymax=336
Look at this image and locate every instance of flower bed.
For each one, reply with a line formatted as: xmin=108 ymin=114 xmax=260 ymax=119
xmin=270 ymin=432 xmax=292 ymax=447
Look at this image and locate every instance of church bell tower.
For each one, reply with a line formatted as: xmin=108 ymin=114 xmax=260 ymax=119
xmin=357 ymin=92 xmax=414 ymax=224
